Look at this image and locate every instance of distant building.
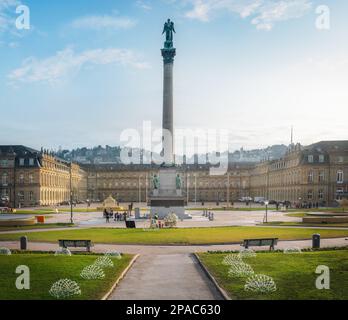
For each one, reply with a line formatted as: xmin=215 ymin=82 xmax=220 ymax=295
xmin=0 ymin=146 xmax=86 ymax=207
xmin=249 ymin=141 xmax=348 ymax=206
xmin=0 ymin=141 xmax=347 ymax=207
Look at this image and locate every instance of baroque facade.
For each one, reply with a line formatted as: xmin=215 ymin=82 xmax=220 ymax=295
xmin=0 ymin=141 xmax=347 ymax=208
xmin=84 ymin=163 xmax=251 ymax=204
xmin=0 ymin=146 xmax=87 ymax=207
xmin=249 ymin=141 xmax=348 ymax=206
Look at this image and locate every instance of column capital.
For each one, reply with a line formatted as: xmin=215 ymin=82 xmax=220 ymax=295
xmin=161 ymin=48 xmax=176 ymax=64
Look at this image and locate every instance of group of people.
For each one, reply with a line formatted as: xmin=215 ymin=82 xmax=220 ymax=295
xmin=103 ymin=209 xmax=128 ymax=223
xmin=202 ymin=210 xmax=215 ymax=221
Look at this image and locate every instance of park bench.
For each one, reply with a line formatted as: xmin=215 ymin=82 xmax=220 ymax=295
xmin=241 ymin=238 xmax=278 ymax=251
xmin=58 ymin=240 xmax=93 ymax=252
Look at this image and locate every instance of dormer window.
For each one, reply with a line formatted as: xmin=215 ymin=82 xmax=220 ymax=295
xmin=308 ymin=155 xmax=314 ymax=163
xmin=29 ymin=158 xmax=34 ymax=166
xmin=19 ymin=158 xmax=25 ymax=166
xmin=319 ymin=155 xmax=325 ymax=163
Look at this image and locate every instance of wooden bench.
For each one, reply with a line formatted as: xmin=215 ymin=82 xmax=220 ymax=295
xmin=241 ymin=238 xmax=278 ymax=251
xmin=58 ymin=240 xmax=93 ymax=252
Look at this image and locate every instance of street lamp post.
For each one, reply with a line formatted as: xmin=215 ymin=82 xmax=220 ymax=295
xmin=194 ymin=174 xmax=197 ymax=205
xmin=264 ymin=200 xmax=269 ymax=224
xmin=138 ymin=175 xmax=141 ymax=204
xmin=70 ymin=161 xmax=73 ymax=224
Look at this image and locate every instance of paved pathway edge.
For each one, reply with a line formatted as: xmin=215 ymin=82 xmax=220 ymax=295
xmin=102 ymin=254 xmax=140 ymax=301
xmin=193 ymin=253 xmax=231 ymax=301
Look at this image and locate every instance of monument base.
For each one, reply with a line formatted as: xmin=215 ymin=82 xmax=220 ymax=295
xmin=149 ymin=168 xmax=191 ymax=220
xmin=150 ymin=206 xmax=191 ymax=220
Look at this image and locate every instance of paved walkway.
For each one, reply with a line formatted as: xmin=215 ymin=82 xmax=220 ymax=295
xmin=1 ymin=237 xmax=347 ymax=255
xmin=108 ymin=254 xmax=223 ymax=300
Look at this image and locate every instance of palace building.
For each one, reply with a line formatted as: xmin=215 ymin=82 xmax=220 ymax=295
xmin=0 ymin=141 xmax=347 ymax=208
xmin=0 ymin=146 xmax=87 ymax=207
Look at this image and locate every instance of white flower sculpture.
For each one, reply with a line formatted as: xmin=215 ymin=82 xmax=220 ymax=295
xmin=283 ymin=247 xmax=302 ymax=254
xmin=244 ymin=274 xmax=277 ymax=294
xmin=0 ymin=247 xmax=11 ymax=255
xmin=239 ymin=249 xmax=257 ymax=259
xmin=228 ymin=262 xmax=255 ymax=278
xmin=222 ymin=254 xmax=242 ymax=265
xmin=94 ymin=256 xmax=114 ymax=268
xmin=49 ymin=279 xmax=81 ymax=299
xmin=80 ymin=265 xmax=105 ymax=280
xmin=54 ymin=248 xmax=72 ymax=256
xmin=164 ymin=213 xmax=178 ymax=227
xmin=105 ymin=251 xmax=122 ymax=259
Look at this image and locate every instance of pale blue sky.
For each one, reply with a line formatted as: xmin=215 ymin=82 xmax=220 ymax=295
xmin=0 ymin=0 xmax=347 ymax=151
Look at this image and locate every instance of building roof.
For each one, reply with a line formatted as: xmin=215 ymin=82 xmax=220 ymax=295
xmin=306 ymin=141 xmax=348 ymax=152
xmin=0 ymin=145 xmax=39 ymax=156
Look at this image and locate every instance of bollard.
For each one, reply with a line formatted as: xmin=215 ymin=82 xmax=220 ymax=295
xmin=20 ymin=236 xmax=28 ymax=251
xmin=312 ymin=234 xmax=321 ymax=249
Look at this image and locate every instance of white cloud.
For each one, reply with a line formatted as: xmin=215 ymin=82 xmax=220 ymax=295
xmin=0 ymin=0 xmax=21 ymax=35
xmin=135 ymin=0 xmax=152 ymax=11
xmin=183 ymin=0 xmax=312 ymax=30
xmin=71 ymin=15 xmax=137 ymax=30
xmin=8 ymin=47 xmax=150 ymax=84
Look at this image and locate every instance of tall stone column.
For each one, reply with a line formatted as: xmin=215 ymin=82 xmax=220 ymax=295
xmin=161 ymin=47 xmax=176 ymax=165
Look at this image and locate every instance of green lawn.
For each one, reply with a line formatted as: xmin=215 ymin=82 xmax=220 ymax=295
xmin=262 ymin=221 xmax=348 ymax=228
xmin=0 ymin=226 xmax=347 ymax=245
xmin=198 ymin=249 xmax=348 ymax=300
xmin=0 ymin=253 xmax=133 ymax=300
xmin=9 ymin=210 xmax=56 ymax=215
xmin=0 ymin=223 xmax=74 ymax=232
xmin=286 ymin=212 xmax=308 ymax=218
xmin=286 ymin=208 xmax=347 ymax=214
xmin=187 ymin=207 xmax=276 ymax=212
xmin=9 ymin=208 xmax=100 ymax=214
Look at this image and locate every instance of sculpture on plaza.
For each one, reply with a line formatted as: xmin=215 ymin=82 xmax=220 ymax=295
xmin=176 ymin=174 xmax=182 ymax=190
xmin=153 ymin=174 xmax=160 ymax=190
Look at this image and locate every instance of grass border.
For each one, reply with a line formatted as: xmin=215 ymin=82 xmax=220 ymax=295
xmin=193 ymin=253 xmax=231 ymax=301
xmin=101 ymin=254 xmax=140 ymax=301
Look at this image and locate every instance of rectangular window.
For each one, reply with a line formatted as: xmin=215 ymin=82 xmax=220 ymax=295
xmin=18 ymin=191 xmax=25 ymax=201
xmin=1 ymin=173 xmax=8 ymax=185
xmin=337 ymin=171 xmax=344 ymax=184
xmin=336 ymin=188 xmax=344 ymax=200
xmin=29 ymin=174 xmax=34 ymax=184
xmin=0 ymin=160 xmax=8 ymax=167
xmin=19 ymin=158 xmax=25 ymax=166
xmin=308 ymin=155 xmax=314 ymax=163
xmin=307 ymin=190 xmax=313 ymax=200
xmin=308 ymin=171 xmax=314 ymax=183
xmin=318 ymin=190 xmax=324 ymax=200
xmin=319 ymin=155 xmax=325 ymax=163
xmin=29 ymin=158 xmax=34 ymax=166
xmin=19 ymin=174 xmax=24 ymax=184
xmin=29 ymin=191 xmax=34 ymax=201
xmin=338 ymin=156 xmax=344 ymax=163
xmin=319 ymin=171 xmax=325 ymax=182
